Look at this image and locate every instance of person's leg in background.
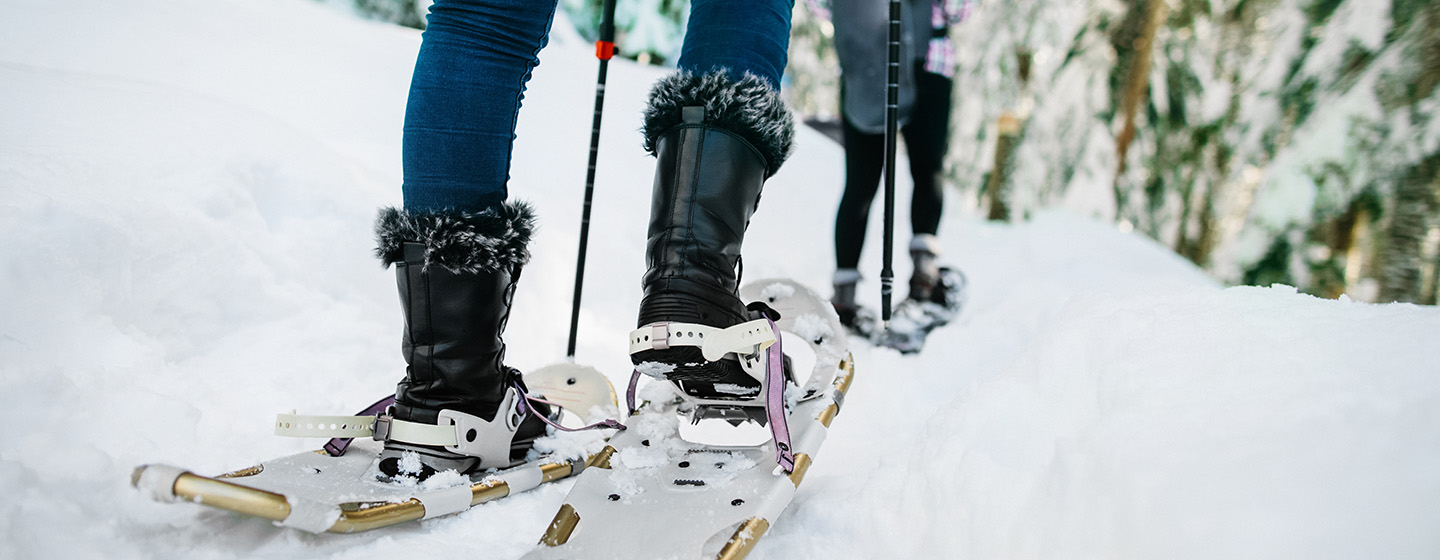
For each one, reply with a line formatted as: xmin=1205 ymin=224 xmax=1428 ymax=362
xmin=831 ymin=112 xmax=886 ymax=326
xmin=900 ymin=62 xmax=953 ymax=302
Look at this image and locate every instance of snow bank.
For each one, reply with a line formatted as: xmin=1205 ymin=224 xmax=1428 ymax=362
xmin=902 ymin=286 xmax=1440 ymax=558
xmin=764 ymin=217 xmax=1440 ymax=560
xmin=2 ymin=1 xmax=1437 ymax=559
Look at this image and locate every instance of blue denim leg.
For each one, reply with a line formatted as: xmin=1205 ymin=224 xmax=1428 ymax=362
xmin=402 ymin=0 xmax=559 ymax=213
xmin=677 ymin=0 xmax=793 ymax=88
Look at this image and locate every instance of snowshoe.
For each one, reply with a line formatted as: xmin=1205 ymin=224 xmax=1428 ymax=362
xmin=526 ymin=279 xmax=855 ymax=559
xmin=132 ymin=364 xmax=619 ymax=533
xmin=876 ymin=266 xmax=968 ymax=353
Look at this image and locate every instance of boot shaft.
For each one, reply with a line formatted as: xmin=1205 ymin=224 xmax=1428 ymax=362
xmin=831 ymin=268 xmax=862 ymax=309
xmin=643 ymin=108 xmax=767 ymax=305
xmin=375 ymin=203 xmax=536 ymax=421
xmin=396 ymin=242 xmax=516 ymax=418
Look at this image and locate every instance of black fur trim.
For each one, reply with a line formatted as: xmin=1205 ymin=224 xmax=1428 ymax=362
xmin=642 ymin=70 xmax=795 ymax=178
xmin=374 ymin=202 xmax=536 ymax=273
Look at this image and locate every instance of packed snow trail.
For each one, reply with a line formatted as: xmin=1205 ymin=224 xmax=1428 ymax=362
xmin=3 ymin=1 xmax=1439 ymax=559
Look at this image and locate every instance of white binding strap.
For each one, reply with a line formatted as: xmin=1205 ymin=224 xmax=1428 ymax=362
xmin=274 ymin=414 xmax=375 ymax=438
xmin=390 ymin=418 xmax=459 ymax=446
xmin=274 ymin=414 xmax=457 ymax=446
xmin=272 ymin=389 xmax=521 ymax=470
xmin=627 ymin=318 xmax=777 ymax=362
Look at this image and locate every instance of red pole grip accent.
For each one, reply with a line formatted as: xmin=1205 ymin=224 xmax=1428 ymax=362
xmin=595 ymin=41 xmax=615 ymax=60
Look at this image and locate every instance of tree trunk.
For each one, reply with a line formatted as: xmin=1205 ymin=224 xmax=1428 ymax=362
xmin=1426 ymin=233 xmax=1440 ymax=305
xmin=1177 ymin=181 xmax=1218 ymax=266
xmin=1378 ymin=154 xmax=1440 ymax=303
xmin=1113 ymin=0 xmax=1168 ymax=182
xmin=986 ymin=112 xmax=1022 ymax=221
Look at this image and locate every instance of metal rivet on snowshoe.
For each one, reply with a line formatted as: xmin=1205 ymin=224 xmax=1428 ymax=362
xmin=731 ymin=499 xmax=745 ymax=506
xmin=678 ymin=461 xmax=690 ymax=468
xmin=608 ymin=494 xmax=620 ymax=501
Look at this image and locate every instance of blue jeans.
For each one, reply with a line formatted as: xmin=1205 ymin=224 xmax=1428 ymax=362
xmin=402 ymin=0 xmax=793 ymax=213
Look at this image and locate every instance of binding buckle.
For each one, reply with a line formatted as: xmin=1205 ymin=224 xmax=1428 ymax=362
xmin=628 ymin=319 xmax=777 ymax=361
xmin=372 ymin=414 xmax=393 ymax=442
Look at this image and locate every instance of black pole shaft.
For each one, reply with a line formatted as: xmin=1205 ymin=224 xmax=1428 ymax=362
xmin=566 ymin=0 xmax=618 ymax=359
xmin=881 ymin=0 xmax=900 ymax=323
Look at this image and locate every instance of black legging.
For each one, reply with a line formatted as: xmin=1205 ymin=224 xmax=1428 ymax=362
xmin=834 ymin=65 xmax=953 ymax=270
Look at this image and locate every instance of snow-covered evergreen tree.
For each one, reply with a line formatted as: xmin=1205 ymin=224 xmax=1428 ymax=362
xmin=911 ymin=0 xmax=1439 ymax=303
xmin=314 ymin=0 xmax=428 ymax=28
xmin=562 ymin=0 xmax=689 ymax=64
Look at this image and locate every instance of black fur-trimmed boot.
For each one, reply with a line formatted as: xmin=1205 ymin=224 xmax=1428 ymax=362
xmin=630 ymin=71 xmax=794 ymax=397
xmin=371 ymin=202 xmax=554 ymax=481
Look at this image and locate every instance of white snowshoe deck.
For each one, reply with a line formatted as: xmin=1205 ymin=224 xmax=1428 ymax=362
xmin=526 ymin=279 xmax=855 ymax=560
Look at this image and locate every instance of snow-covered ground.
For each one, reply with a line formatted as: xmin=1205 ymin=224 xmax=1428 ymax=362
xmin=2 ymin=1 xmax=1438 ymax=558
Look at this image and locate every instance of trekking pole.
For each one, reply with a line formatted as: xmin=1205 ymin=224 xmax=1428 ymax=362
xmin=566 ymin=0 xmax=618 ymax=359
xmin=881 ymin=0 xmax=901 ymax=324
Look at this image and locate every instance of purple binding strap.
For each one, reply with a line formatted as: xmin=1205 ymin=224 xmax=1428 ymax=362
xmin=626 ymin=369 xmax=642 ymax=414
xmin=324 ymin=394 xmax=395 ymax=457
xmin=765 ymin=318 xmax=795 ymax=472
xmin=625 ymin=325 xmax=794 ymax=471
xmin=517 ymin=381 xmax=626 ymax=432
